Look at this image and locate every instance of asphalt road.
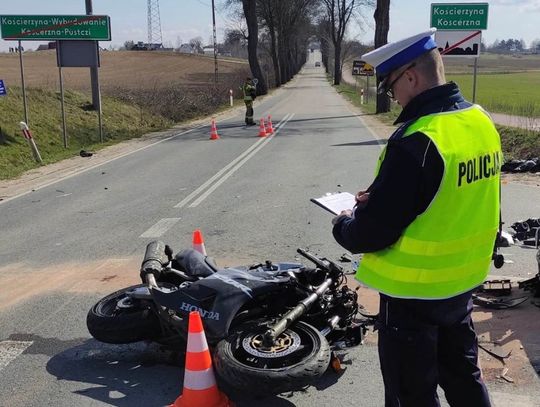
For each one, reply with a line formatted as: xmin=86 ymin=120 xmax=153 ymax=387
xmin=0 ymin=50 xmax=539 ymax=407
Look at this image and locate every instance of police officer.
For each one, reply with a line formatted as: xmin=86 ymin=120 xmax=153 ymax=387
xmin=332 ymin=29 xmax=500 ymax=407
xmin=241 ymin=77 xmax=257 ymax=126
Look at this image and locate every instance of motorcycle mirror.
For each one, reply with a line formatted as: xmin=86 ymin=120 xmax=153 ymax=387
xmin=493 ymin=253 xmax=505 ymax=269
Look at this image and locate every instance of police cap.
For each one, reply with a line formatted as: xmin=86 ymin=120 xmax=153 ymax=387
xmin=361 ymin=28 xmax=438 ymax=94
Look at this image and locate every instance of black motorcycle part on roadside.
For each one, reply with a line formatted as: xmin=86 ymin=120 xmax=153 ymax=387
xmin=214 ymin=319 xmax=331 ymax=397
xmin=87 ymin=284 xmax=161 ymax=344
xmin=150 ymin=267 xmax=297 ymax=343
xmin=173 ymin=248 xmax=218 ymax=278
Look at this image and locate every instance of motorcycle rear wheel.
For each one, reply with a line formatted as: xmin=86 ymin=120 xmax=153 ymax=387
xmin=86 ymin=284 xmax=161 ymax=344
xmin=214 ymin=320 xmax=330 ymax=397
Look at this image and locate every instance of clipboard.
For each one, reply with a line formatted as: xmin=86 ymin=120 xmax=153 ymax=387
xmin=310 ymin=192 xmax=356 ymax=215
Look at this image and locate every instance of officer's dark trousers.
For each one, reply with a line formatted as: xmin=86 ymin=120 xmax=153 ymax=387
xmin=244 ymin=100 xmax=254 ymax=125
xmin=377 ymin=291 xmax=491 ymax=407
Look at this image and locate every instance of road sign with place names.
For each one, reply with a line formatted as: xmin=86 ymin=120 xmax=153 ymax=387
xmin=431 ymin=3 xmax=488 ymax=30
xmin=352 ymin=60 xmax=375 ymax=76
xmin=0 ymin=15 xmax=111 ymax=41
xmin=436 ymin=30 xmax=482 ymax=58
xmin=0 ymin=80 xmax=6 ymax=96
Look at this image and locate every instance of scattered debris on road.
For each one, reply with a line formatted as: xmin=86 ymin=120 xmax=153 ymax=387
xmin=80 ymin=150 xmax=94 ymax=157
xmin=502 ymin=158 xmax=540 ymax=173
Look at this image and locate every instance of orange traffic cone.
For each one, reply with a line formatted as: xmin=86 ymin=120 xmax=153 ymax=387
xmin=266 ymin=115 xmax=274 ymax=135
xmin=210 ymin=119 xmax=220 ymax=140
xmin=170 ymin=311 xmax=234 ymax=407
xmin=258 ymin=118 xmax=267 ymax=137
xmin=192 ymin=229 xmax=207 ymax=256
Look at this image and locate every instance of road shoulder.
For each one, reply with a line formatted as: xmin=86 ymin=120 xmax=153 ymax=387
xmin=354 ymin=282 xmax=540 ymax=406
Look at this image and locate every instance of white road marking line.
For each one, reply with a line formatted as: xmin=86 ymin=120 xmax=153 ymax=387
xmin=0 ymin=341 xmax=33 ymax=371
xmin=189 ymin=114 xmax=295 ymax=207
xmin=175 ymin=114 xmax=292 ymax=209
xmin=174 ymin=138 xmax=267 ymax=208
xmin=0 ymin=125 xmax=205 ymax=207
xmin=140 ymin=218 xmax=181 ymax=238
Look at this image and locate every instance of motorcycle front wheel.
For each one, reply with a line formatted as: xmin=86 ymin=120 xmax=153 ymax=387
xmin=86 ymin=284 xmax=161 ymax=344
xmin=214 ymin=320 xmax=330 ymax=397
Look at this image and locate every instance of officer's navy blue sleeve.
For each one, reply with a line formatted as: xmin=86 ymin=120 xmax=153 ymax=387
xmin=332 ymin=132 xmax=443 ymax=253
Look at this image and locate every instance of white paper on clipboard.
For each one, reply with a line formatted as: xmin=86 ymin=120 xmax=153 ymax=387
xmin=310 ymin=192 xmax=356 ymax=215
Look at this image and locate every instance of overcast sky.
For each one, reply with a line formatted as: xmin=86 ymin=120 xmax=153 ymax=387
xmin=0 ymin=0 xmax=539 ymax=52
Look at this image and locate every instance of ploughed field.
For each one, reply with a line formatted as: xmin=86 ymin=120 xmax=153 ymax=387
xmin=0 ymin=50 xmax=249 ymax=91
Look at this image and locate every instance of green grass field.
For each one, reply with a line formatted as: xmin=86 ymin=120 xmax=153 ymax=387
xmin=347 ymin=53 xmax=540 ymax=118
xmin=0 ymin=86 xmax=172 ymax=180
xmin=334 ymin=79 xmax=540 ymax=160
xmin=351 ymin=71 xmax=540 ymax=118
xmin=448 ymin=72 xmax=540 ymax=117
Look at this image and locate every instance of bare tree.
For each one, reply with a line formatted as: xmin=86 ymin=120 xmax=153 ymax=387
xmin=189 ymin=36 xmax=204 ymax=53
xmin=374 ymin=0 xmax=390 ymax=113
xmin=241 ymin=0 xmax=268 ymax=94
xmin=259 ymin=0 xmax=281 ymax=86
xmin=273 ymin=0 xmax=315 ymax=84
xmin=122 ymin=40 xmax=135 ymax=50
xmin=531 ymin=38 xmax=540 ymax=53
xmin=340 ymin=38 xmax=370 ymax=81
xmin=321 ymin=0 xmax=360 ymax=85
xmin=318 ymin=18 xmax=333 ymax=74
xmin=224 ymin=29 xmax=248 ymax=58
xmin=223 ymin=0 xmax=315 ymax=89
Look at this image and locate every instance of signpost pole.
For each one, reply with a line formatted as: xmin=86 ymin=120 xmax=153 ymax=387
xmin=211 ymin=0 xmax=218 ymax=84
xmin=85 ymin=0 xmax=102 ymax=112
xmin=472 ymin=57 xmax=478 ymax=103
xmin=366 ymin=75 xmax=370 ymax=104
xmin=57 ymin=42 xmax=68 ymax=148
xmin=98 ymin=85 xmax=103 ymax=143
xmin=18 ymin=40 xmax=29 ymax=125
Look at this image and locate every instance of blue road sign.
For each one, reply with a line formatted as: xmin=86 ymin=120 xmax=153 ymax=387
xmin=0 ymin=80 xmax=6 ymax=96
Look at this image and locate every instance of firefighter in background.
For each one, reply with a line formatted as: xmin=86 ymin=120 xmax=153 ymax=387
xmin=241 ymin=77 xmax=257 ymax=126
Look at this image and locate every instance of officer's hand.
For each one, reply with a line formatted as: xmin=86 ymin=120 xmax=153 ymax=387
xmin=355 ymin=190 xmax=370 ymax=209
xmin=332 ymin=210 xmax=353 ymax=225
xmin=355 ymin=190 xmax=370 ymax=203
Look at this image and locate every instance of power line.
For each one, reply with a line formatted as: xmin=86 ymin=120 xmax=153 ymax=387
xmin=193 ymin=0 xmax=211 ymax=8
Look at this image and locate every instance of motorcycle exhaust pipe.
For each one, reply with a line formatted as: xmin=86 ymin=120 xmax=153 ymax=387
xmin=263 ymin=277 xmax=333 ymax=347
xmin=140 ymin=240 xmax=167 ymax=288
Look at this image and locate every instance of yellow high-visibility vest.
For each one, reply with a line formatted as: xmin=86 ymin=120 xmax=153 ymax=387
xmin=356 ymin=105 xmax=502 ymax=299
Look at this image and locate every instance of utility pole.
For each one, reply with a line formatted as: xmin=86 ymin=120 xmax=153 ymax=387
xmin=85 ymin=0 xmax=103 ymax=141
xmin=85 ymin=0 xmax=101 ymax=112
xmin=211 ymin=0 xmax=218 ymax=83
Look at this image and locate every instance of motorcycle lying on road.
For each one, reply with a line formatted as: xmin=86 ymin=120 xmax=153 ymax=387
xmin=86 ymin=241 xmax=364 ymax=396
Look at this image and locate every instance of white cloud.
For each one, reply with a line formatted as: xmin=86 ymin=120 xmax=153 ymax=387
xmin=490 ymin=0 xmax=540 ymax=11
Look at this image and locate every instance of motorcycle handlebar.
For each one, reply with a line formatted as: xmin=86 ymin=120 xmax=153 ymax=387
xmin=296 ymin=248 xmax=329 ymax=270
xmin=296 ymin=248 xmax=344 ymax=276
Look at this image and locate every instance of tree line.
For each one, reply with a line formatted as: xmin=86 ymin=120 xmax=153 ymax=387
xmin=119 ymin=1 xmax=392 ymax=112
xmin=226 ymin=0 xmax=390 ymax=112
xmin=487 ymin=38 xmax=536 ymax=54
